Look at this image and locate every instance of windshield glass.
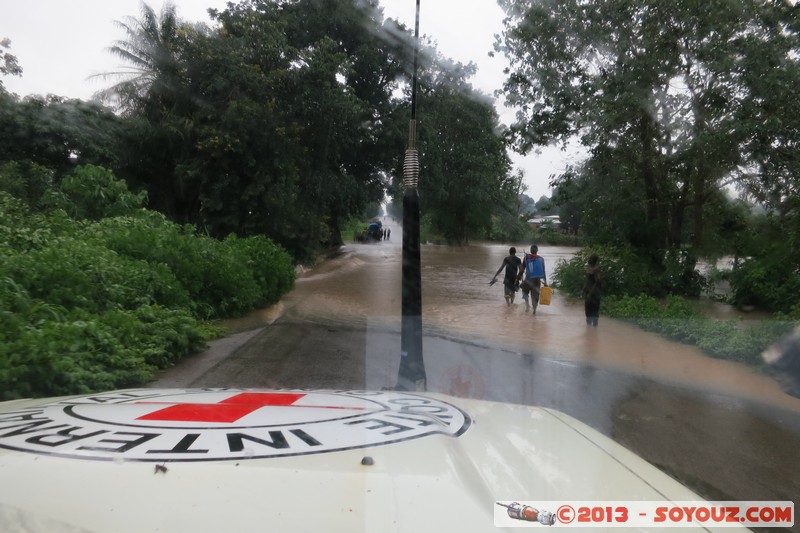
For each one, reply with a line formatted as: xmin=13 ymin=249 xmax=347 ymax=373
xmin=1 ymin=0 xmax=798 ymax=531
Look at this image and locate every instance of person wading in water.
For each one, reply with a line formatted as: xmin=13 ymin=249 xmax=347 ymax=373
xmin=518 ymin=244 xmax=548 ymax=314
xmin=492 ymin=247 xmax=523 ymax=306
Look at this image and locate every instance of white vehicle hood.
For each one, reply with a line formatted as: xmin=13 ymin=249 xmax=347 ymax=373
xmin=0 ymin=388 xmax=744 ymax=532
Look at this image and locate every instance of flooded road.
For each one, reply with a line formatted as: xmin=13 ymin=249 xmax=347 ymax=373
xmin=158 ymin=224 xmax=800 ymax=519
xmin=268 ymin=232 xmax=799 ymax=411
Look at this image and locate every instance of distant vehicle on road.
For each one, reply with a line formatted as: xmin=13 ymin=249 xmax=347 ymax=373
xmin=355 ymin=219 xmax=383 ymax=243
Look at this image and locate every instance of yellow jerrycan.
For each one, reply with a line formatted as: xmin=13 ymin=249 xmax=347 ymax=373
xmin=539 ymin=286 xmax=553 ymax=306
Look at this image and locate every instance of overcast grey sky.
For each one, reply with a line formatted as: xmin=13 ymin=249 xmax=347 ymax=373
xmin=1 ymin=0 xmax=584 ymax=199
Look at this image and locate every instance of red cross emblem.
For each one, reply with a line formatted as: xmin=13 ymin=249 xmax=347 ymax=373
xmin=136 ymin=392 xmax=362 ymax=423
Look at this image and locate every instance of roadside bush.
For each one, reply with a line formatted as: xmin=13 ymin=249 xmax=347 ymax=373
xmin=555 ymin=250 xmax=790 ymax=366
xmin=80 ymin=211 xmax=175 ymax=259
xmin=342 ymin=216 xmax=365 ymax=242
xmin=553 ymin=245 xmax=706 ymax=298
xmin=553 ymin=245 xmax=651 ymax=297
xmin=4 ymin=237 xmax=189 ymax=313
xmin=97 ymin=305 xmax=206 ymax=370
xmin=82 ymin=214 xmax=285 ymax=318
xmin=151 ymin=229 xmax=260 ymax=318
xmin=0 ymin=192 xmax=80 ymax=252
xmin=0 ymin=300 xmax=205 ymax=400
xmin=0 ymin=160 xmax=53 ymax=209
xmin=224 ymin=234 xmax=295 ymax=307
xmin=604 ymin=294 xmax=701 ymax=321
xmin=2 ymin=314 xmax=146 ymax=398
xmin=728 ymin=248 xmax=800 ymax=313
xmin=1 ymin=176 xmax=296 ymax=398
xmin=41 ymin=164 xmax=147 ymax=220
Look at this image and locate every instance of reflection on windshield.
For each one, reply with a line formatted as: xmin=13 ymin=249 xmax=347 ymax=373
xmin=154 ymin=236 xmax=800 ymax=514
xmin=1 ymin=0 xmax=799 ymax=529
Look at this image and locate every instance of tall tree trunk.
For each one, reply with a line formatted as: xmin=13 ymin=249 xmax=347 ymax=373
xmin=692 ymin=160 xmax=705 ymax=249
xmin=691 ymin=109 xmax=707 ymax=250
xmin=669 ymin=180 xmax=691 ymax=247
xmin=685 ymin=55 xmax=707 ymax=251
xmin=328 ymin=215 xmax=344 ymax=247
xmin=638 ymin=112 xmax=668 ymax=253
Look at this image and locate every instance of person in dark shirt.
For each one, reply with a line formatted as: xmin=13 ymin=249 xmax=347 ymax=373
xmin=492 ymin=247 xmax=523 ymax=306
xmin=582 ymin=254 xmax=602 ymax=326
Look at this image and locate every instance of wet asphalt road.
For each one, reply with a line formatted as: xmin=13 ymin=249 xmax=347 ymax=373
xmin=155 ymin=314 xmax=800 ymax=519
xmin=152 ymin=237 xmax=800 ymax=526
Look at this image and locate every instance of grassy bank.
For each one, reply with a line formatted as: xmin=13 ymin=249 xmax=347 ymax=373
xmin=553 ymin=246 xmax=798 ymax=367
xmin=603 ymin=295 xmax=796 ymax=366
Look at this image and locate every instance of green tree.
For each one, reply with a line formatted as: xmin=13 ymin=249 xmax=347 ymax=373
xmin=496 ymin=0 xmax=799 ymax=261
xmin=233 ymin=0 xmax=409 ymax=248
xmin=0 ymin=160 xmax=53 ymax=209
xmin=1 ymin=38 xmax=22 ymax=84
xmin=0 ymin=93 xmax=123 ymax=176
xmin=98 ymin=2 xmax=184 ymax=114
xmin=42 ymin=165 xmax=147 ymax=220
xmin=102 ymin=0 xmax=416 ymax=259
xmin=383 ymin=41 xmax=514 ymax=244
xmin=98 ymin=2 xmax=203 ymax=223
xmin=417 ymin=86 xmax=512 ymax=244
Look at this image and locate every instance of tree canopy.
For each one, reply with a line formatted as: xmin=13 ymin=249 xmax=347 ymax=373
xmin=88 ymin=0 xmax=514 ymax=256
xmin=497 ymin=0 xmax=800 ymax=258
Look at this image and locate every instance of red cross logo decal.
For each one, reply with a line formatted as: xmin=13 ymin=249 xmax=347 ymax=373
xmin=136 ymin=392 xmax=363 ymax=423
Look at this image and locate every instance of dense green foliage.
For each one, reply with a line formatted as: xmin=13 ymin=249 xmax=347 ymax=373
xmin=553 ymin=248 xmax=798 ymax=365
xmin=533 ymin=229 xmax=584 ymax=247
xmin=0 ymin=165 xmax=294 ymax=399
xmin=97 ymin=0 xmax=515 ymax=257
xmin=0 ymin=93 xmax=124 ymax=176
xmin=411 ymin=64 xmax=515 ymax=244
xmin=1 ymin=1 xmax=517 ymax=261
xmin=554 ymin=247 xmax=705 ymax=299
xmin=724 ymin=210 xmax=800 ymax=313
xmin=42 ymin=165 xmax=148 ymax=219
xmin=0 ymin=0 xmax=520 ymax=397
xmin=498 ymin=0 xmax=800 ymax=312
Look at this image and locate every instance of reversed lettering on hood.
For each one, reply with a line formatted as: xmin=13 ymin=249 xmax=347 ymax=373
xmin=0 ymin=389 xmax=471 ymax=462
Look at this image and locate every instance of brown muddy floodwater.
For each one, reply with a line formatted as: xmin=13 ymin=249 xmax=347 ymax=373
xmin=239 ymin=230 xmax=799 ymax=413
xmin=206 ymin=226 xmax=800 ymax=515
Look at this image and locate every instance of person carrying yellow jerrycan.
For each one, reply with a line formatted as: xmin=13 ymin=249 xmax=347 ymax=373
xmin=517 ymin=244 xmax=548 ymax=314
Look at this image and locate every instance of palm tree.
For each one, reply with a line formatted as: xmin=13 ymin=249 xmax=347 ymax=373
xmin=95 ymin=2 xmax=183 ymax=114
